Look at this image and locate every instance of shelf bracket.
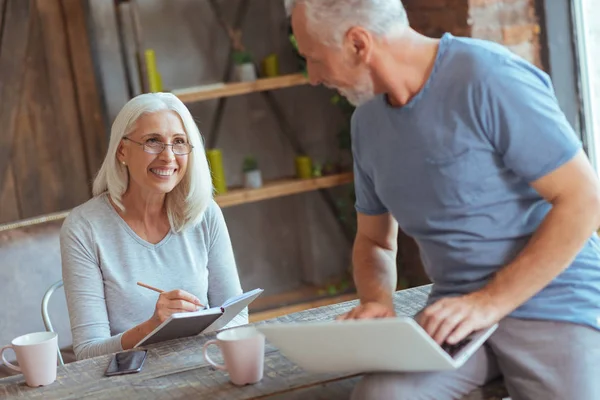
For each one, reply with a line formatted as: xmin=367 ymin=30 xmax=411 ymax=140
xmin=205 ymin=0 xmax=250 ymax=149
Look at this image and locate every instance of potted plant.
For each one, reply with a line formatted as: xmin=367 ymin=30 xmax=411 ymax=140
xmin=225 ymin=26 xmax=256 ymax=82
xmin=242 ymin=156 xmax=262 ymax=188
xmin=233 ymin=50 xmax=256 ymax=82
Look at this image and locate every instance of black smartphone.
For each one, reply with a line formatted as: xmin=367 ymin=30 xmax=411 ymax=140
xmin=104 ymin=350 xmax=148 ymax=377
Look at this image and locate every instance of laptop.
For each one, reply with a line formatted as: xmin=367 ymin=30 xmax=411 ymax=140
xmin=257 ymin=317 xmax=498 ymax=373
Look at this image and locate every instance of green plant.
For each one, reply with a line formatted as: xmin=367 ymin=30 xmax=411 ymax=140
xmin=288 ymin=32 xmax=307 ymax=75
xmin=232 ymin=50 xmax=253 ymax=65
xmin=331 ymin=94 xmax=355 ymax=151
xmin=330 ymin=95 xmax=357 ymax=238
xmin=242 ymin=156 xmax=258 ymax=172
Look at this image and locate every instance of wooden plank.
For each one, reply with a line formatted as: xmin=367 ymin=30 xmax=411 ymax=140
xmin=117 ymin=2 xmax=142 ymax=96
xmin=250 ymin=293 xmax=358 ymax=323
xmin=61 ymin=0 xmax=109 ymax=178
xmin=216 ymin=172 xmax=354 ymax=208
xmin=86 ymin=0 xmax=130 ymax=124
xmin=11 ymin=2 xmax=74 ymax=217
xmin=250 ymin=280 xmax=355 ymax=313
xmin=0 ymin=165 xmax=20 ymax=224
xmin=0 ymin=0 xmax=7 ymax=35
xmin=11 ymin=47 xmax=46 ymax=217
xmin=172 ymin=73 xmax=309 ymax=103
xmin=0 ymin=0 xmax=30 ymax=200
xmin=129 ymin=0 xmax=148 ymax=93
xmin=260 ymin=376 xmax=360 ymax=399
xmin=33 ymin=0 xmax=90 ymax=208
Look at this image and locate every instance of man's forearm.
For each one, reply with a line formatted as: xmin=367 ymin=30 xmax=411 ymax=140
xmin=481 ymin=198 xmax=600 ymax=315
xmin=352 ymin=235 xmax=398 ymax=306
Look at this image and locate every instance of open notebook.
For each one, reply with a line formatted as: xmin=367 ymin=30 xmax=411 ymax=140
xmin=134 ymin=288 xmax=264 ymax=347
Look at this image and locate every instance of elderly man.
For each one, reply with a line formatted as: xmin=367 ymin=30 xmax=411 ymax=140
xmin=286 ymin=0 xmax=600 ymax=399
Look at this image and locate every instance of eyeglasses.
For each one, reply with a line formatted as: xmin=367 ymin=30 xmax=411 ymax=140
xmin=123 ymin=137 xmax=194 ymax=155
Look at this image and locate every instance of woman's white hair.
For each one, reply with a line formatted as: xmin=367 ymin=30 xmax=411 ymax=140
xmin=285 ymin=0 xmax=408 ymax=47
xmin=93 ymin=92 xmax=213 ymax=233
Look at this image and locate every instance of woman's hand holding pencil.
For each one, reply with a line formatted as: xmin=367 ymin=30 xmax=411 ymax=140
xmin=137 ymin=281 xmax=205 ymax=324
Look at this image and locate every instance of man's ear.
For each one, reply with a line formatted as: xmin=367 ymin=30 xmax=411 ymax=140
xmin=346 ymin=27 xmax=371 ymax=63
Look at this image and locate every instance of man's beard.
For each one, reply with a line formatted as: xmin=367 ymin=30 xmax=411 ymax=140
xmin=338 ymin=75 xmax=375 ymax=107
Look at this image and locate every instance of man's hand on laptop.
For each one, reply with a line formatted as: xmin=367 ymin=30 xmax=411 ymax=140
xmin=417 ymin=290 xmax=502 ymax=346
xmin=335 ymin=301 xmax=396 ymax=320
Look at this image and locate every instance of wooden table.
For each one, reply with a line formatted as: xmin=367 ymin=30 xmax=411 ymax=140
xmin=0 ymin=285 xmax=508 ymax=399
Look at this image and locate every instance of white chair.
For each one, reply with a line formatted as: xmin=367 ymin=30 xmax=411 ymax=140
xmin=41 ymin=280 xmax=65 ymax=366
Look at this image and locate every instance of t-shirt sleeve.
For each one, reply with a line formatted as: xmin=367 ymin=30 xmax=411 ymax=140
xmin=351 ymin=111 xmax=388 ymax=215
xmin=60 ymin=214 xmax=124 ymax=360
xmin=479 ymin=57 xmax=582 ymax=183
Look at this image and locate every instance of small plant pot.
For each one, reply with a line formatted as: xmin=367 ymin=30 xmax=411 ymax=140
xmin=235 ymin=63 xmax=257 ymax=82
xmin=244 ymin=170 xmax=262 ymax=188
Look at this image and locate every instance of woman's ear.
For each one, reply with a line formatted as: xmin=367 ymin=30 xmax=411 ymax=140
xmin=117 ymin=141 xmax=127 ymax=164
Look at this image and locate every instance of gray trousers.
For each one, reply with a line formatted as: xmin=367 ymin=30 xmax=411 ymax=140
xmin=350 ymin=318 xmax=600 ymax=400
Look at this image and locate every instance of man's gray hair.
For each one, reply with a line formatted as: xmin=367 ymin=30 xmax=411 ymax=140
xmin=285 ymin=0 xmax=408 ymax=46
xmin=93 ymin=92 xmax=213 ymax=233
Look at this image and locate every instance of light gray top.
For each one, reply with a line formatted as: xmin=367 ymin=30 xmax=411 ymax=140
xmin=60 ymin=193 xmax=247 ymax=360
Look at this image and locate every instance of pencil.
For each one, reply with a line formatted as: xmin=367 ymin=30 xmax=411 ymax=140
xmin=136 ymin=281 xmax=164 ymax=293
xmin=136 ymin=281 xmax=205 ymax=308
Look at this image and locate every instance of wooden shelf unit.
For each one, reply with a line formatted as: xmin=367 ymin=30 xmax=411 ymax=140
xmin=215 ymin=172 xmax=353 ymax=208
xmin=171 ymin=73 xmax=309 ymax=103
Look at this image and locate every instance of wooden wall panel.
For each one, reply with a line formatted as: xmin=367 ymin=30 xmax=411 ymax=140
xmin=0 ymin=0 xmax=30 ymax=201
xmin=12 ymin=9 xmax=67 ymax=217
xmin=62 ymin=0 xmax=108 ymax=177
xmin=0 ymin=0 xmax=6 ymax=34
xmin=0 ymin=0 xmax=19 ymax=223
xmin=0 ymin=0 xmax=106 ymax=224
xmin=35 ymin=0 xmax=90 ymax=207
xmin=0 ymin=167 xmax=19 ymax=223
xmin=86 ymin=0 xmax=130 ymax=125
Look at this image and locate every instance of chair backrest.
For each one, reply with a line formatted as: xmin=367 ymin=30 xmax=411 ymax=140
xmin=0 ymin=213 xmax=72 ymax=363
xmin=42 ymin=280 xmax=66 ymax=366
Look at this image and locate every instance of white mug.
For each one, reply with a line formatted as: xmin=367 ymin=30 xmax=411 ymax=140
xmin=203 ymin=326 xmax=265 ymax=386
xmin=1 ymin=332 xmax=58 ymax=387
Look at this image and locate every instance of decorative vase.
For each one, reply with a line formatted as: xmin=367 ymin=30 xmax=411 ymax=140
xmin=206 ymin=149 xmax=227 ymax=194
xmin=261 ymin=53 xmax=279 ymax=77
xmin=244 ymin=170 xmax=262 ymax=188
xmin=235 ymin=63 xmax=257 ymax=82
xmin=295 ymin=156 xmax=312 ymax=179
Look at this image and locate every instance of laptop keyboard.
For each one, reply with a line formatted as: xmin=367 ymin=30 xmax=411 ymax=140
xmin=441 ymin=336 xmax=472 ymax=357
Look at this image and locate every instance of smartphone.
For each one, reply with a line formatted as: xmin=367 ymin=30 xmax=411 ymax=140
xmin=104 ymin=350 xmax=148 ymax=376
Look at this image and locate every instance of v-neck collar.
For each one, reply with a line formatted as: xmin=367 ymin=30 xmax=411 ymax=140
xmin=101 ymin=193 xmax=174 ymax=250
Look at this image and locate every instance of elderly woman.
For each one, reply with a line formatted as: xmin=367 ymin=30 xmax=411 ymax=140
xmin=60 ymin=92 xmax=246 ymax=360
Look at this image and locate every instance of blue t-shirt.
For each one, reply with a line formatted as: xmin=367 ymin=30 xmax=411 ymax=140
xmin=352 ymin=33 xmax=600 ymax=330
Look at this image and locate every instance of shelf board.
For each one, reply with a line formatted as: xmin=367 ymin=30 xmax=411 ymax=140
xmin=215 ymin=172 xmax=353 ymax=208
xmin=248 ymin=281 xmax=411 ymax=323
xmin=249 ymin=292 xmax=358 ymax=323
xmin=171 ymin=73 xmax=309 ymax=103
xmin=249 ymin=282 xmax=358 ymax=322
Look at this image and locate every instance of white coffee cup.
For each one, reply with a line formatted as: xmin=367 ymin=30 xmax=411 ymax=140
xmin=202 ymin=326 xmax=265 ymax=386
xmin=1 ymin=332 xmax=58 ymax=387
